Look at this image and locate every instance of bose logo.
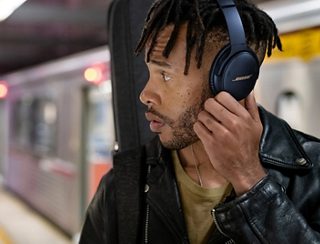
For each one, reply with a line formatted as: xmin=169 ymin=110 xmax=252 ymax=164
xmin=232 ymin=74 xmax=253 ymax=82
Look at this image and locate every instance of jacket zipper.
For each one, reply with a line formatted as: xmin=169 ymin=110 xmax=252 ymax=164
xmin=225 ymin=240 xmax=235 ymax=244
xmin=211 ymin=208 xmax=235 ymax=244
xmin=144 ymin=161 xmax=188 ymax=244
xmin=144 ymin=203 xmax=150 ymax=244
xmin=144 ymin=165 xmax=152 ymax=244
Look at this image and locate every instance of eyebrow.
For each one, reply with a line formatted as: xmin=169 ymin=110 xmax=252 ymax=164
xmin=149 ymin=59 xmax=172 ymax=69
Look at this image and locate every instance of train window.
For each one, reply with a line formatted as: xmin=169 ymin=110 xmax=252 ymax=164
xmin=12 ymin=98 xmax=33 ymax=149
xmin=30 ymin=98 xmax=58 ymax=155
xmin=87 ymin=87 xmax=114 ymax=162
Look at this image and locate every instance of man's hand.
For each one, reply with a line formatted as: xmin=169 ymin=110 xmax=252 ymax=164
xmin=193 ymin=92 xmax=266 ymax=195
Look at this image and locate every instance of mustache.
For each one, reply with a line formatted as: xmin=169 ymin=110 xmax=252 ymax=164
xmin=147 ymin=107 xmax=174 ymax=126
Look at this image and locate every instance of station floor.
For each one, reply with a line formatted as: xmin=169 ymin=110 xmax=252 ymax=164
xmin=0 ymin=185 xmax=74 ymax=244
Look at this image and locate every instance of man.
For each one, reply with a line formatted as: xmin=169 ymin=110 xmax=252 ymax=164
xmin=80 ymin=0 xmax=320 ymax=243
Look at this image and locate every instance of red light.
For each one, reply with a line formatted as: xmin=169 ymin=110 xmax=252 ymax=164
xmin=84 ymin=64 xmax=105 ymax=85
xmin=0 ymin=81 xmax=8 ymax=99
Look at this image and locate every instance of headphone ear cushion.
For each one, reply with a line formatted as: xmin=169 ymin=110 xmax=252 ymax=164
xmin=209 ymin=44 xmax=231 ymax=95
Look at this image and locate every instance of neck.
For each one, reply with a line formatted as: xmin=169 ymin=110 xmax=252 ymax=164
xmin=177 ymin=140 xmax=229 ymax=188
xmin=178 ymin=140 xmax=208 ymax=167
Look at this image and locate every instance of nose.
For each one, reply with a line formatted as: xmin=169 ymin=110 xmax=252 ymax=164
xmin=139 ymin=78 xmax=161 ymax=107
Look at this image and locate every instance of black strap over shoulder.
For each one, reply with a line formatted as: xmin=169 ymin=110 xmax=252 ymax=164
xmin=108 ymin=0 xmax=154 ymax=153
xmin=113 ymin=146 xmax=146 ymax=244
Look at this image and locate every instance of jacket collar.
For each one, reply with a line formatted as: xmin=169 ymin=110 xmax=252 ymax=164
xmin=258 ymin=106 xmax=312 ymax=170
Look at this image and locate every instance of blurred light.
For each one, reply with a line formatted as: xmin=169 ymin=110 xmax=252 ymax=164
xmin=0 ymin=81 xmax=8 ymax=99
xmin=0 ymin=0 xmax=28 ymax=21
xmin=84 ymin=64 xmax=105 ymax=85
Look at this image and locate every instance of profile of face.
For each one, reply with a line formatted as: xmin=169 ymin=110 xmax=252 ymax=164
xmin=140 ymin=24 xmax=219 ymax=150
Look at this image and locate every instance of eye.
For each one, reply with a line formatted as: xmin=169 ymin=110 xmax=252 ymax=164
xmin=161 ymin=72 xmax=171 ymax=81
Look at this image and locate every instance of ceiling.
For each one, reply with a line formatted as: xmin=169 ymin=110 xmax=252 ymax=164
xmin=1 ymin=0 xmax=316 ymax=76
xmin=0 ymin=0 xmax=111 ymax=75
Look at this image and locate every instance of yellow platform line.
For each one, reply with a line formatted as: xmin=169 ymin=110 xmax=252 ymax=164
xmin=0 ymin=226 xmax=13 ymax=244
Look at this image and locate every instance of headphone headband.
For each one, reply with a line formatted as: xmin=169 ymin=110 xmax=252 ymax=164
xmin=209 ymin=0 xmax=260 ymax=100
xmin=215 ymin=0 xmax=246 ymax=48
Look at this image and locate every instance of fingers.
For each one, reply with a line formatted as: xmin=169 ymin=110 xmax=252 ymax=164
xmin=203 ymin=99 xmax=237 ymax=127
xmin=193 ymin=120 xmax=212 ymax=142
xmin=201 ymin=92 xmax=246 ymax=133
xmin=214 ymin=92 xmax=247 ymax=117
xmin=245 ymin=92 xmax=260 ymax=122
xmin=195 ymin=92 xmax=261 ymax=137
xmin=205 ymin=91 xmax=260 ymax=122
xmin=197 ymin=110 xmax=225 ymax=135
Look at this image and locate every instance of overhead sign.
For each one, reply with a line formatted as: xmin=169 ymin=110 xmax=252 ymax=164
xmin=265 ymin=27 xmax=320 ymax=62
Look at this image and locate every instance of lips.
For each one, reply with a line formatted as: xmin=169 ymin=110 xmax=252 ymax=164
xmin=145 ymin=112 xmax=165 ymax=132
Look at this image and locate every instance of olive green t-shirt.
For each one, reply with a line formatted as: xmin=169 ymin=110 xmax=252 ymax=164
xmin=172 ymin=151 xmax=232 ymax=244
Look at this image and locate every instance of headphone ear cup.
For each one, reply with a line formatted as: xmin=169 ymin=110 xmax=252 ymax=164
xmin=209 ymin=45 xmax=259 ymax=100
xmin=209 ymin=44 xmax=231 ymax=95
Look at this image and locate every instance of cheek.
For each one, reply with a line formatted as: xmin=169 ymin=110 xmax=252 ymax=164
xmin=169 ymin=88 xmax=200 ymax=120
xmin=174 ymin=88 xmax=194 ymax=107
xmin=167 ymin=74 xmax=206 ymax=114
xmin=164 ymin=90 xmax=189 ymax=122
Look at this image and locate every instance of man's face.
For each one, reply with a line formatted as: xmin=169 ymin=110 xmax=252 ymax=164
xmin=140 ymin=24 xmax=219 ymax=150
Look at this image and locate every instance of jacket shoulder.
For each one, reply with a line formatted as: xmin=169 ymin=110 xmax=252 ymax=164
xmin=293 ymin=130 xmax=320 ymax=165
xmin=113 ymin=136 xmax=161 ymax=165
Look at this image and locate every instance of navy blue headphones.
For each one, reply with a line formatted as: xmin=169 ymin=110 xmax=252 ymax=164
xmin=209 ymin=0 xmax=259 ymax=100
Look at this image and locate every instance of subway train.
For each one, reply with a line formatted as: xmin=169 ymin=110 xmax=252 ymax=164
xmin=0 ymin=46 xmax=114 ymax=236
xmin=0 ymin=0 xmax=319 ymax=238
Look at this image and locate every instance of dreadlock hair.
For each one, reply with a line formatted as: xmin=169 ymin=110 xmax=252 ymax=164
xmin=135 ymin=0 xmax=282 ymax=75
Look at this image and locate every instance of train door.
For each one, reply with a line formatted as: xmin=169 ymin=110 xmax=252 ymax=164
xmin=0 ymin=82 xmax=8 ymax=181
xmin=0 ymin=100 xmax=7 ymax=181
xmin=81 ymin=81 xmax=114 ymax=211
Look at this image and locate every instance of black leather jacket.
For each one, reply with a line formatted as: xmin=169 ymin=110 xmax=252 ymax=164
xmin=80 ymin=107 xmax=320 ymax=244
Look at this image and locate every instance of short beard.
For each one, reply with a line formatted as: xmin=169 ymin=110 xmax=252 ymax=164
xmin=161 ymin=84 xmax=212 ymax=150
